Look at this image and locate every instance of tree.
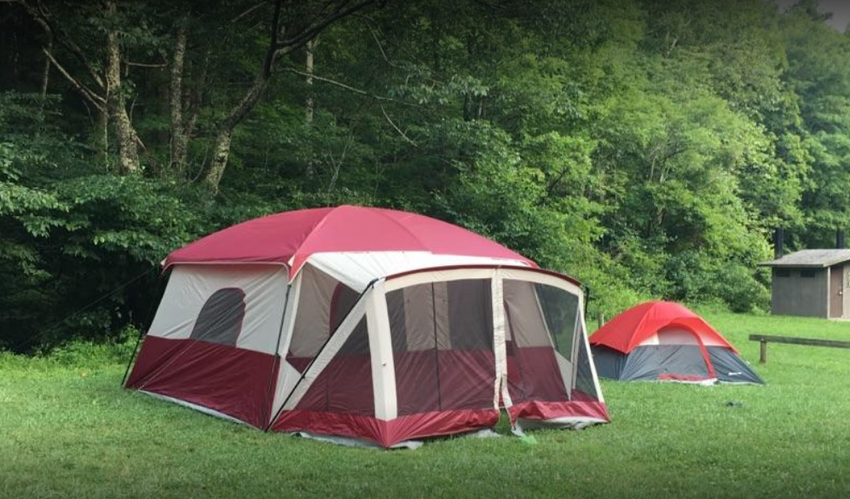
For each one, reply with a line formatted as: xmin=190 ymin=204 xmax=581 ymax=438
xmin=202 ymin=0 xmax=380 ymax=193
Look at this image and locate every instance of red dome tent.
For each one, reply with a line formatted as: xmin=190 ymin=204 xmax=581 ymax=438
xmin=126 ymin=206 xmax=608 ymax=447
xmin=590 ymin=301 xmax=763 ymax=385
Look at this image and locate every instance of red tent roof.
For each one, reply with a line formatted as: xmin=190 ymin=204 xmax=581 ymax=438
xmin=589 ymin=301 xmax=737 ymax=354
xmin=164 ymin=205 xmax=536 ymax=277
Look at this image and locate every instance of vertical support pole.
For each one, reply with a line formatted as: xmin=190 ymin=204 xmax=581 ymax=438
xmin=491 ymin=269 xmax=511 ymax=411
xmin=366 ymin=280 xmax=397 ymax=421
xmin=759 ymin=340 xmax=767 ymax=364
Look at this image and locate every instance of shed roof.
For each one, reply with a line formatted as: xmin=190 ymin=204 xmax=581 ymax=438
xmin=759 ymin=249 xmax=850 ymax=268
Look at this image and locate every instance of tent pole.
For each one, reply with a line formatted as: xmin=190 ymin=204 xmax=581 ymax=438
xmin=121 ymin=328 xmax=145 ymax=387
xmin=262 ymin=281 xmax=292 ymax=430
xmin=121 ymin=268 xmax=167 ymax=387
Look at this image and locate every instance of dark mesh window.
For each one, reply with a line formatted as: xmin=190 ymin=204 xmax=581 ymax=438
xmin=448 ymin=279 xmax=493 ymax=350
xmin=775 ymin=268 xmax=791 ymax=278
xmin=573 ymin=322 xmax=599 ymax=399
xmin=387 ymin=279 xmax=496 ymax=416
xmin=286 ymin=267 xmax=360 ymax=374
xmin=801 ymin=269 xmax=816 ymax=278
xmin=337 ymin=318 xmax=370 ymax=356
xmin=503 ymin=280 xmax=573 ymax=403
xmin=534 ymin=283 xmax=579 ymax=359
xmin=190 ymin=288 xmax=246 ymax=346
xmin=295 ymin=318 xmax=374 ymax=416
xmin=330 ymin=284 xmax=361 ymax=334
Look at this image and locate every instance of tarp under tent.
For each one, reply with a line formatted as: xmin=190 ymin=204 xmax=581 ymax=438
xmin=590 ymin=301 xmax=764 ymax=385
xmin=125 ymin=205 xmax=608 ymax=448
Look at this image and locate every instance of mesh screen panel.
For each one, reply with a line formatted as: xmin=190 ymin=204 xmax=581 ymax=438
xmin=573 ymin=322 xmax=600 ymax=399
xmin=387 ymin=279 xmax=496 ymax=416
xmin=294 ymin=318 xmax=374 ymax=416
xmin=287 ymin=266 xmax=359 ymax=373
xmin=503 ymin=280 xmax=583 ymax=403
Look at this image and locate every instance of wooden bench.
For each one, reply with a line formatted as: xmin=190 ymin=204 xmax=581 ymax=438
xmin=749 ymin=334 xmax=850 ymax=363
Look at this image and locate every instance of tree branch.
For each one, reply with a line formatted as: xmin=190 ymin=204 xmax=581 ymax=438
xmin=275 ymin=0 xmax=376 ymax=55
xmin=281 ymin=66 xmax=403 ymax=103
xmin=262 ymin=0 xmax=283 ymax=78
xmin=231 ymin=1 xmax=268 ymax=24
xmin=380 ymin=104 xmax=418 ymax=147
xmin=26 ymin=0 xmax=105 ymax=89
xmin=42 ymin=47 xmax=105 ymax=110
xmin=126 ymin=60 xmax=168 ymax=68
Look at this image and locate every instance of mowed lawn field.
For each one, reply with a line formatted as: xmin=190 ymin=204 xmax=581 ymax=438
xmin=2 ymin=310 xmax=850 ymax=498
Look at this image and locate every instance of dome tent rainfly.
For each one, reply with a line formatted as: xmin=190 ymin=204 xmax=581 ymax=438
xmin=590 ymin=301 xmax=764 ymax=385
xmin=125 ymin=205 xmax=609 ymax=448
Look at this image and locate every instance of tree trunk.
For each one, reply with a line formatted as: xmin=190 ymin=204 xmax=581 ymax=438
xmin=169 ymin=21 xmax=189 ymax=175
xmin=105 ymin=2 xmax=140 ymax=175
xmin=205 ymin=130 xmax=234 ymax=192
xmin=202 ymin=77 xmax=269 ymax=193
xmin=96 ymin=107 xmax=108 ymax=164
xmin=305 ymin=38 xmax=316 ymax=125
xmin=199 ymin=0 xmax=376 ymax=194
xmin=40 ymin=39 xmax=51 ymax=99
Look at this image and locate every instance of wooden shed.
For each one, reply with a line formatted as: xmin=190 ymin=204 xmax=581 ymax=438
xmin=759 ymin=249 xmax=850 ymax=319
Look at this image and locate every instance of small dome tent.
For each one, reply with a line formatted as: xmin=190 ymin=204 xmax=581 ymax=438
xmin=125 ymin=206 xmax=608 ymax=447
xmin=590 ymin=301 xmax=763 ymax=385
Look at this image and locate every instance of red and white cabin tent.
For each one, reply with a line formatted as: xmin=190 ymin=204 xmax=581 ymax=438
xmin=125 ymin=205 xmax=608 ymax=448
xmin=590 ymin=301 xmax=764 ymax=385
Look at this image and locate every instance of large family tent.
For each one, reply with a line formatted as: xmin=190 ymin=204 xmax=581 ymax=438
xmin=590 ymin=301 xmax=763 ymax=385
xmin=125 ymin=205 xmax=608 ymax=448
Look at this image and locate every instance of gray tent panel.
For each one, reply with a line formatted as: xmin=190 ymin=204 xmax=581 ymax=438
xmin=707 ymin=346 xmax=765 ymax=385
xmin=593 ymin=345 xmax=711 ymax=381
xmin=619 ymin=345 xmax=711 ymax=381
xmin=592 ymin=345 xmax=711 ymax=381
xmin=590 ymin=346 xmax=627 ymax=380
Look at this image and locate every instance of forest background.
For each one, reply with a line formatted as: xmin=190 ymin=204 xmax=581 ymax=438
xmin=2 ymin=0 xmax=849 ymax=351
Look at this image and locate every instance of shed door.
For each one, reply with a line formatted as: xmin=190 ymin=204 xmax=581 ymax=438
xmin=830 ymin=264 xmax=844 ymax=318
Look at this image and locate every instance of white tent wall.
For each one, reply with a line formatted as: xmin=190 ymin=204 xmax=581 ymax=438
xmin=287 ymin=264 xmax=348 ymax=361
xmin=308 ymin=251 xmax=531 ymax=292
xmin=126 ymin=263 xmax=291 ymax=428
xmin=147 ymin=264 xmax=288 ymax=354
xmin=576 ymin=293 xmax=603 ymax=401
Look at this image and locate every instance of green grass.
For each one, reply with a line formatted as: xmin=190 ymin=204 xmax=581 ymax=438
xmin=2 ymin=311 xmax=850 ymax=498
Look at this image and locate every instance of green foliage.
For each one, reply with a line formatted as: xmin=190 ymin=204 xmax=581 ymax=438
xmin=0 ymin=93 xmax=211 ymax=351
xmin=3 ymin=0 xmax=850 ymax=348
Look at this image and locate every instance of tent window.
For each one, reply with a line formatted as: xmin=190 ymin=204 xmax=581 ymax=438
xmin=800 ymin=269 xmax=816 ymax=278
xmin=775 ymin=268 xmax=791 ymax=278
xmin=190 ymin=288 xmax=246 ymax=346
xmin=387 ymin=279 xmax=495 ymax=416
xmin=503 ymin=280 xmax=574 ymax=403
xmin=534 ymin=283 xmax=579 ymax=359
xmin=447 ymin=279 xmax=493 ymax=350
xmin=295 ymin=317 xmax=374 ymax=416
xmin=287 ymin=265 xmax=359 ymax=373
xmin=329 ymin=284 xmax=361 ymax=334
xmin=573 ymin=320 xmax=599 ymax=399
